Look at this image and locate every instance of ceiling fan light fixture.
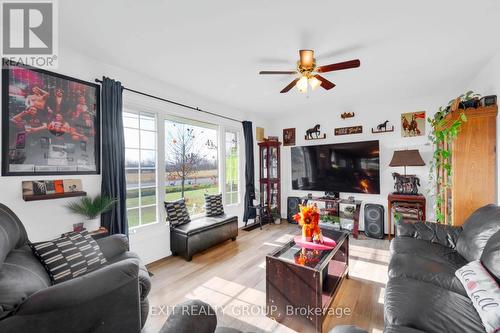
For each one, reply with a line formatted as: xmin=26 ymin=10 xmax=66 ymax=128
xmin=308 ymin=76 xmax=321 ymax=90
xmin=299 ymin=49 xmax=314 ymax=69
xmin=297 ymin=76 xmax=308 ymax=93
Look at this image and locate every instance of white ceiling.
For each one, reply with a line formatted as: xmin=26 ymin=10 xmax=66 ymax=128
xmin=60 ymin=0 xmax=500 ymax=116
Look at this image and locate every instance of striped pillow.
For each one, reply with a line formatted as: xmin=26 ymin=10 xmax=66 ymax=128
xmin=29 ymin=230 xmax=107 ymax=284
xmin=205 ymin=193 xmax=224 ymax=217
xmin=164 ymin=198 xmax=191 ymax=226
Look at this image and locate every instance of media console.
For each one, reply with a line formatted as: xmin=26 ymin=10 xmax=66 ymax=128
xmin=302 ymin=196 xmax=362 ymax=239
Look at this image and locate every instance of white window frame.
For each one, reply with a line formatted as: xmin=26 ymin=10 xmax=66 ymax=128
xmin=164 ymin=115 xmax=220 ymax=218
xmin=223 ymin=128 xmax=240 ymax=206
xmin=123 ymin=94 xmax=244 ymax=230
xmin=123 ymin=109 xmax=159 ymax=229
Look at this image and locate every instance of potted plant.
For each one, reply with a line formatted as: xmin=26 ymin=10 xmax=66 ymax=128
xmin=66 ymin=195 xmax=117 ymax=230
xmin=393 ymin=211 xmax=403 ymax=224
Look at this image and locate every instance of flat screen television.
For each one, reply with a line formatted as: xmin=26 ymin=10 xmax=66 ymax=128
xmin=291 ymin=140 xmax=380 ymax=194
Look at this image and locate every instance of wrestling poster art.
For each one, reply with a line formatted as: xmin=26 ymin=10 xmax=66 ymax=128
xmin=2 ymin=61 xmax=100 ymax=175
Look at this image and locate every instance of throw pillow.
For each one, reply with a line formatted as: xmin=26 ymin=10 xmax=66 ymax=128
xmin=29 ymin=230 xmax=107 ymax=285
xmin=204 ymin=193 xmax=224 ymax=217
xmin=164 ymin=198 xmax=191 ymax=226
xmin=455 ymin=260 xmax=500 ymax=333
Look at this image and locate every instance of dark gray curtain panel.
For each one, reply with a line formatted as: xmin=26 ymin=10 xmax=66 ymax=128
xmin=100 ymin=78 xmax=128 ymax=235
xmin=242 ymin=121 xmax=256 ymax=222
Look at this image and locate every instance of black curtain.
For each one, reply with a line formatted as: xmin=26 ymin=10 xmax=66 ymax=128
xmin=242 ymin=121 xmax=256 ymax=222
xmin=100 ymin=77 xmax=128 ymax=235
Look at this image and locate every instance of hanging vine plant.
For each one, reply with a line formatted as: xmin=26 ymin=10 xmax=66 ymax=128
xmin=427 ymin=91 xmax=480 ymax=223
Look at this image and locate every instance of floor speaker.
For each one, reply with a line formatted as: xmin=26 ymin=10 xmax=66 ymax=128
xmin=287 ymin=197 xmax=301 ymax=223
xmin=364 ymin=204 xmax=384 ymax=239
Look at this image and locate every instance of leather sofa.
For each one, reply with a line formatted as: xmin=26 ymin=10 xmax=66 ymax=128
xmin=385 ymin=204 xmax=500 ymax=333
xmin=0 ymin=203 xmax=151 ymax=333
xmin=170 ymin=214 xmax=238 ymax=261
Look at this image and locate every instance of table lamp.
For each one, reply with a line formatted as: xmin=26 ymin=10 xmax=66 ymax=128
xmin=389 ymin=149 xmax=425 ymax=176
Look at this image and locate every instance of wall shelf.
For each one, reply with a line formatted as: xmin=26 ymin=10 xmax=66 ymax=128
xmin=23 ymin=191 xmax=87 ymax=202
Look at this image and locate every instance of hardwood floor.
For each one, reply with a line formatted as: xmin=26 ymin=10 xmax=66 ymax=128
xmin=143 ymin=223 xmax=389 ymax=333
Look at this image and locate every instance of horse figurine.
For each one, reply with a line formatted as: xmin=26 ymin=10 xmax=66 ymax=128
xmin=377 ymin=120 xmax=389 ymax=131
xmin=392 ymin=172 xmax=421 ymax=194
xmin=306 ymin=124 xmax=321 ymax=139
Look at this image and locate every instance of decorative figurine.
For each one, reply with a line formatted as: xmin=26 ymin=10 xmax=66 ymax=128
xmin=305 ymin=124 xmax=326 ymax=140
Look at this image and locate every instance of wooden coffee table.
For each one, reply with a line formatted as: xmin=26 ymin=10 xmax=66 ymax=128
xmin=266 ymin=228 xmax=349 ymax=333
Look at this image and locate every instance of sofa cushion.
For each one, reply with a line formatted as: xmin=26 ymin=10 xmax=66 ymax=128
xmin=0 ymin=245 xmax=50 ymax=319
xmin=388 ymin=253 xmax=466 ymax=296
xmin=480 ymin=230 xmax=500 ymax=283
xmin=456 ymin=204 xmax=500 ymax=262
xmin=204 ymin=193 xmax=224 ymax=217
xmin=385 ymin=277 xmax=485 ymax=333
xmin=30 ymin=230 xmax=107 ymax=284
xmin=165 ymin=198 xmax=191 ymax=226
xmin=390 ymin=237 xmax=466 ymax=267
xmin=455 ymin=260 xmax=500 ymax=333
xmin=172 ymin=215 xmax=237 ymax=236
xmin=0 ymin=204 xmax=28 ymax=269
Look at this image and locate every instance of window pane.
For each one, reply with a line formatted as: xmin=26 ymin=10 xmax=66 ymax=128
xmin=140 ymin=113 xmax=156 ymax=131
xmin=140 ymin=150 xmax=156 ymax=168
xmin=126 ymin=168 xmax=139 ymax=189
xmin=124 ymin=128 xmax=139 ymax=148
xmin=126 ymin=189 xmax=139 ymax=208
xmin=141 ymin=169 xmax=156 ymax=187
xmin=140 ymin=130 xmax=156 ymax=150
xmin=165 ymin=119 xmax=219 ymax=215
xmin=225 ymin=131 xmax=239 ymax=204
xmin=123 ymin=112 xmax=139 ymax=129
xmin=140 ymin=187 xmax=156 ymax=206
xmin=141 ymin=205 xmax=157 ymax=225
xmin=125 ymin=149 xmax=139 ymax=168
xmin=127 ymin=208 xmax=140 ymax=228
xmin=123 ymin=111 xmax=158 ymax=229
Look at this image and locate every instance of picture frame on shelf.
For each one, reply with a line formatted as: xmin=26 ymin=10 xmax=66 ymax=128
xmin=2 ymin=59 xmax=101 ymax=176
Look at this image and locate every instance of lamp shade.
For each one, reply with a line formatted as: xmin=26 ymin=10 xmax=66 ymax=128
xmin=389 ymin=149 xmax=425 ymax=167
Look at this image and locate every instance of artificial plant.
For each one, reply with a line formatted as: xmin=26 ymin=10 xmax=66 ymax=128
xmin=66 ymin=195 xmax=117 ymax=220
xmin=427 ymin=91 xmax=480 ymax=223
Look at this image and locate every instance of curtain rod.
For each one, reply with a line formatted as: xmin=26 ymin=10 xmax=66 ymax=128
xmin=95 ymin=78 xmax=243 ymax=123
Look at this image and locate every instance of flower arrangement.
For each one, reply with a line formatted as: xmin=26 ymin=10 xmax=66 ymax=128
xmin=293 ymin=204 xmax=323 ymax=243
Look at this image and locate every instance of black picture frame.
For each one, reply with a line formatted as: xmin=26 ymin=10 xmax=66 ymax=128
xmin=2 ymin=59 xmax=100 ymax=176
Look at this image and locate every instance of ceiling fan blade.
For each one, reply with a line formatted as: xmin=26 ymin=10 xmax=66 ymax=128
xmin=259 ymin=70 xmax=297 ymax=75
xmin=280 ymin=78 xmax=300 ymax=93
xmin=315 ymin=75 xmax=336 ymax=90
xmin=299 ymin=49 xmax=315 ymax=68
xmin=316 ymin=59 xmax=361 ymax=73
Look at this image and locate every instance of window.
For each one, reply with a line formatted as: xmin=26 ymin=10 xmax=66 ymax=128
xmin=124 ymin=112 xmax=157 ymax=228
xmin=225 ymin=130 xmax=239 ymax=205
xmin=165 ymin=119 xmax=218 ymax=216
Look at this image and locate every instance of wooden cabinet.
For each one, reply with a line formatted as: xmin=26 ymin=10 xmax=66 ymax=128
xmin=258 ymin=141 xmax=281 ymax=215
xmin=437 ymin=105 xmax=497 ymax=226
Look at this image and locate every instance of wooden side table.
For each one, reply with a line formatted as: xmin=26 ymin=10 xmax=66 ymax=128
xmin=388 ymin=193 xmax=426 ymax=239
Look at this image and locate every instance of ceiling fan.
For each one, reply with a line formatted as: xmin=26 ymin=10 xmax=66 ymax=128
xmin=259 ymin=49 xmax=360 ymax=94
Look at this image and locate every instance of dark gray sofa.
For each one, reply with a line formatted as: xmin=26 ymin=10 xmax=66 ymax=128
xmin=385 ymin=204 xmax=500 ymax=333
xmin=170 ymin=214 xmax=238 ymax=261
xmin=0 ymin=203 xmax=151 ymax=333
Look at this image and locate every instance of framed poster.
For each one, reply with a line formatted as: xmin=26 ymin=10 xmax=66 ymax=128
xmin=2 ymin=60 xmax=100 ymax=175
xmin=283 ymin=128 xmax=296 ymax=146
xmin=401 ymin=111 xmax=425 ymax=137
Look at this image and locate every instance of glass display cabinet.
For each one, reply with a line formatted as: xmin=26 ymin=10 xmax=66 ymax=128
xmin=258 ymin=140 xmax=281 ymax=219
